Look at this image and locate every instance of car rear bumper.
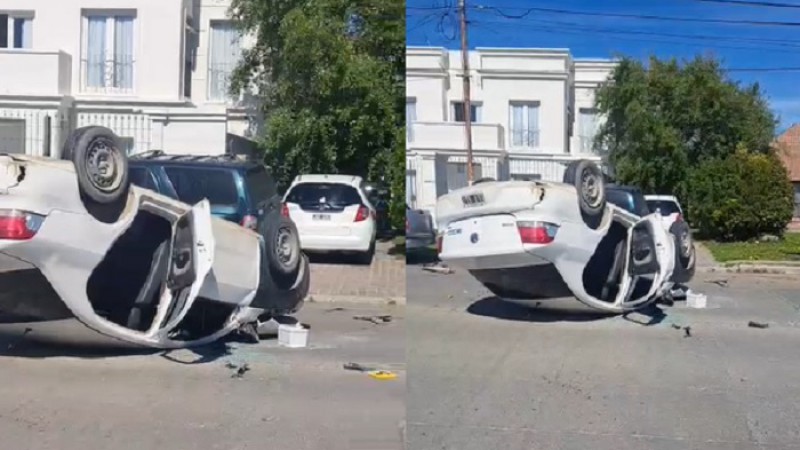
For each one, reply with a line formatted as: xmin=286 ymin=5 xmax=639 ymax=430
xmin=300 ymin=234 xmax=372 ymax=252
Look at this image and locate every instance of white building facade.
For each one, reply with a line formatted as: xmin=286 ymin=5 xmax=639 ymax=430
xmin=0 ymin=0 xmax=257 ymax=158
xmin=406 ymin=47 xmax=615 ymax=214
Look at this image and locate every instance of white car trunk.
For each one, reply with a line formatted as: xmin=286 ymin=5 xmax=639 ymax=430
xmin=436 ymin=181 xmax=548 ymax=228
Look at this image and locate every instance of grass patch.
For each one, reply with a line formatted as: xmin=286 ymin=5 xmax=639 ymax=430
xmin=703 ymin=232 xmax=800 ymax=263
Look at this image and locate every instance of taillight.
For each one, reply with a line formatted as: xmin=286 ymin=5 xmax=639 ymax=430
xmin=241 ymin=215 xmax=258 ymax=230
xmin=281 ymin=203 xmax=290 ymax=218
xmin=517 ymin=221 xmax=559 ymax=244
xmin=355 ymin=205 xmax=370 ymax=222
xmin=0 ymin=209 xmax=45 ymax=240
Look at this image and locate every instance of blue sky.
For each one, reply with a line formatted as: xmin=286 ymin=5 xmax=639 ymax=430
xmin=406 ymin=0 xmax=800 ymax=133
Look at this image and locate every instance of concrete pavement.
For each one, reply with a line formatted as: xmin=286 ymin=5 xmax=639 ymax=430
xmin=407 ymin=263 xmax=800 ymax=450
xmin=0 ymin=302 xmax=405 ymax=450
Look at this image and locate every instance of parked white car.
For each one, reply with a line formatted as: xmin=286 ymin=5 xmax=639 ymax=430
xmin=0 ymin=127 xmax=308 ymax=348
xmin=645 ymin=195 xmax=685 ymax=231
xmin=282 ymin=174 xmax=377 ymax=264
xmin=436 ymin=160 xmax=691 ymax=314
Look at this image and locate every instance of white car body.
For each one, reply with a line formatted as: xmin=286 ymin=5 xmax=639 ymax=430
xmin=283 ymin=174 xmax=376 ymax=253
xmin=437 ymin=180 xmax=678 ymax=314
xmin=0 ymin=154 xmax=307 ymax=348
xmin=644 ymin=195 xmax=684 ymax=232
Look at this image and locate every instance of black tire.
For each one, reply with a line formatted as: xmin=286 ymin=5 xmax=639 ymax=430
xmin=65 ymin=126 xmax=130 ymax=205
xmin=357 ymin=240 xmax=376 ymax=265
xmin=563 ymin=160 xmax=606 ymax=225
xmin=670 ymin=221 xmax=694 ymax=266
xmin=473 ymin=177 xmax=495 ymax=185
xmin=259 ymin=213 xmax=301 ymax=287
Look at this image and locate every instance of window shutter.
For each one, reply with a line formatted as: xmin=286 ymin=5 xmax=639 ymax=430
xmin=0 ymin=15 xmax=8 ymax=48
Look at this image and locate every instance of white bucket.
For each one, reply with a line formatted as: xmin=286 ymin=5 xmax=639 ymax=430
xmin=686 ymin=290 xmax=707 ymax=309
xmin=278 ymin=323 xmax=309 ymax=348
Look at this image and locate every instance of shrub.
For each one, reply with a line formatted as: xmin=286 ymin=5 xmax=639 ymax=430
xmin=687 ymin=148 xmax=793 ymax=241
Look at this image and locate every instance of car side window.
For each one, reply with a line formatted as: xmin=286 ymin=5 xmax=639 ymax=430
xmin=129 ymin=167 xmax=158 ymax=191
xmin=163 ymin=167 xmax=240 ymax=207
xmin=244 ymin=166 xmax=277 ymax=208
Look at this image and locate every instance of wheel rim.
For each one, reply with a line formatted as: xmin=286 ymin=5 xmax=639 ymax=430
xmin=680 ymin=230 xmax=692 ymax=257
xmin=580 ymin=168 xmax=603 ymax=209
xmin=275 ymin=226 xmax=297 ymax=267
xmin=84 ymin=137 xmax=123 ymax=193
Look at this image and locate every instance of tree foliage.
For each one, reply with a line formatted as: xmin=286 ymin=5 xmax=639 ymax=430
xmin=595 ymin=55 xmax=791 ymax=240
xmin=229 ymin=0 xmax=405 ymax=228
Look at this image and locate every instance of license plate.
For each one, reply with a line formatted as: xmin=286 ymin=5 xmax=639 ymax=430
xmin=313 ymin=214 xmax=331 ymax=221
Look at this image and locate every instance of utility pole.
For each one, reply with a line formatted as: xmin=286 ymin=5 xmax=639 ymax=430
xmin=458 ymin=0 xmax=474 ymax=184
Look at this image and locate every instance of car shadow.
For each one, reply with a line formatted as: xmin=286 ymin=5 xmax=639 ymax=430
xmin=306 ymin=252 xmax=368 ymax=266
xmin=466 ymin=296 xmax=615 ymax=323
xmin=405 ymin=248 xmax=438 ymax=266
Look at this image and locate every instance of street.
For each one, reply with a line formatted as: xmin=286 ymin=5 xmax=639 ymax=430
xmin=0 ymin=244 xmax=406 ymax=450
xmin=407 ymin=263 xmax=800 ymax=449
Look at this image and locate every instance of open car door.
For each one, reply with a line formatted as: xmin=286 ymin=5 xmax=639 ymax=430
xmin=613 ymin=214 xmax=674 ymax=310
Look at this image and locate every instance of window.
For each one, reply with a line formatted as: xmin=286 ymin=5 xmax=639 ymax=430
xmin=451 ymin=101 xmax=481 ymax=123
xmin=285 ymin=183 xmax=362 ymax=212
xmin=82 ymin=12 xmax=135 ymax=92
xmin=164 ymin=167 xmax=239 ymax=207
xmin=406 ymin=99 xmax=416 ymax=142
xmin=208 ymin=21 xmax=242 ymax=102
xmin=0 ymin=13 xmax=33 ymax=49
xmin=183 ymin=16 xmax=197 ymax=99
xmin=244 ymin=166 xmax=277 ymax=208
xmin=509 ymin=102 xmax=540 ymax=148
xmin=446 ymin=162 xmax=482 ymax=192
xmin=118 ymin=136 xmax=135 ymax=155
xmin=129 ymin=167 xmax=158 ymax=191
xmin=578 ymin=108 xmax=599 ymax=153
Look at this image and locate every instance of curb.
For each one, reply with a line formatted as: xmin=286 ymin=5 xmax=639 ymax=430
xmin=697 ymin=265 xmax=800 ymax=275
xmin=307 ymin=295 xmax=405 ymax=306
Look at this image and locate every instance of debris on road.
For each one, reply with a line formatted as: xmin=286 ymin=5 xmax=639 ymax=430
xmin=353 ymin=315 xmax=393 ymax=324
xmin=748 ymin=321 xmax=769 ymax=329
xmin=225 ymin=361 xmax=251 ymax=379
xmin=343 ymin=362 xmax=377 ymax=372
xmin=326 ymin=307 xmax=346 ymax=313
xmin=708 ymin=279 xmax=729 ymax=287
xmin=278 ymin=323 xmax=310 ymax=348
xmin=686 ymin=290 xmax=708 ymax=308
xmin=342 ymin=362 xmax=397 ymax=380
xmin=422 ymin=263 xmax=453 ymax=274
xmin=368 ymin=370 xmax=397 ymax=380
xmin=684 ymin=326 xmax=692 ymax=338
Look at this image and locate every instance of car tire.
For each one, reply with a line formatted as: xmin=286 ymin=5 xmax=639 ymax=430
xmin=563 ymin=159 xmax=606 ymax=223
xmin=64 ymin=126 xmax=130 ymax=205
xmin=357 ymin=240 xmax=375 ymax=265
xmin=670 ymin=221 xmax=694 ymax=265
xmin=259 ymin=213 xmax=302 ymax=288
xmin=473 ymin=177 xmax=495 ymax=185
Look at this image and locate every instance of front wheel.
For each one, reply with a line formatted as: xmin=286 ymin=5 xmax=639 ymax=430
xmin=563 ymin=159 xmax=606 ymax=227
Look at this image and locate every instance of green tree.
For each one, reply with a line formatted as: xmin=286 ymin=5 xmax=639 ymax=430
xmin=595 ymin=55 xmax=792 ymax=239
xmin=595 ymin=55 xmax=776 ymax=202
xmin=228 ymin=0 xmax=405 ymax=228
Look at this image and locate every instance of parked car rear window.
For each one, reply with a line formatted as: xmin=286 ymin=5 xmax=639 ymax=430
xmin=163 ymin=167 xmax=239 ymax=207
xmin=285 ymin=183 xmax=362 ymax=209
xmin=129 ymin=167 xmax=157 ymax=191
xmin=244 ymin=166 xmax=277 ymax=208
xmin=647 ymin=200 xmax=682 ymax=216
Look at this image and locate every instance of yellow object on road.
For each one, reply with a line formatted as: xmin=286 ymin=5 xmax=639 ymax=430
xmin=368 ymin=370 xmax=397 ymax=380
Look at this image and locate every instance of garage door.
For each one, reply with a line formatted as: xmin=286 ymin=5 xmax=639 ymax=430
xmin=0 ymin=119 xmax=25 ymax=154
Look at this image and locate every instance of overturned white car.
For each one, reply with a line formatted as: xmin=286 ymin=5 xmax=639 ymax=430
xmin=0 ymin=126 xmax=309 ymax=348
xmin=436 ymin=160 xmax=695 ymax=314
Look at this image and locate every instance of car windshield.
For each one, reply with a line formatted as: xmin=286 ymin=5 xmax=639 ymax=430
xmin=647 ymin=200 xmax=681 ymax=216
xmin=163 ymin=167 xmax=239 ymax=208
xmin=285 ymin=182 xmax=362 ymax=211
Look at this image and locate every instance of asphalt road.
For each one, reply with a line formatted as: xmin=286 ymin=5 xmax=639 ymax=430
xmin=407 ymin=264 xmax=800 ymax=450
xmin=0 ymin=302 xmax=405 ymax=450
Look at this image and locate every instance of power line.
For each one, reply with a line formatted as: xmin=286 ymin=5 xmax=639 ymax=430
xmin=693 ymin=0 xmax=800 ymax=8
xmin=472 ymin=4 xmax=800 ymax=27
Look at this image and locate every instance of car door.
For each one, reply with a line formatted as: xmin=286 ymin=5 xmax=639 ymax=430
xmin=613 ymin=215 xmax=673 ymax=309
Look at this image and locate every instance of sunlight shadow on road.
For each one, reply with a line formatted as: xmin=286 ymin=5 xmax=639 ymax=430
xmin=466 ymin=296 xmax=615 ymax=323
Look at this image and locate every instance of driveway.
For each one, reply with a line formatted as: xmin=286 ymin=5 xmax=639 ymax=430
xmin=0 ymin=302 xmax=405 ymax=450
xmin=407 ymin=264 xmax=800 ymax=449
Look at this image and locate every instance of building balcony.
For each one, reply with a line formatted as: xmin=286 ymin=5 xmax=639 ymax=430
xmin=0 ymin=50 xmax=72 ymax=97
xmin=408 ymin=122 xmax=505 ymax=152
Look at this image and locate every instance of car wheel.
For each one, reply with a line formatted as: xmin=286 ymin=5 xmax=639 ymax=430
xmin=670 ymin=221 xmax=694 ymax=266
xmin=65 ymin=126 xmax=130 ymax=205
xmin=259 ymin=213 xmax=301 ymax=288
xmin=473 ymin=177 xmax=495 ymax=185
xmin=563 ymin=159 xmax=606 ymax=221
xmin=357 ymin=240 xmax=376 ymax=265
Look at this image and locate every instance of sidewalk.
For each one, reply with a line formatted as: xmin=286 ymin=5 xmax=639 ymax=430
xmin=695 ymin=242 xmax=800 ymax=275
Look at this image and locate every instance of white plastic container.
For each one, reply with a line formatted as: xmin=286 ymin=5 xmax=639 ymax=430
xmin=278 ymin=323 xmax=309 ymax=348
xmin=686 ymin=290 xmax=707 ymax=309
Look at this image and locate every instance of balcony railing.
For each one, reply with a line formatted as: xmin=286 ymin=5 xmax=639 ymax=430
xmin=407 ymin=122 xmax=505 ymax=151
xmin=81 ymin=55 xmax=135 ymax=94
xmin=0 ymin=49 xmax=72 ymax=96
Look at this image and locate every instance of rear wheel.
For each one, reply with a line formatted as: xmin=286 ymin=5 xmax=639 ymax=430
xmin=63 ymin=126 xmax=130 ymax=206
xmin=357 ymin=240 xmax=375 ymax=265
xmin=259 ymin=213 xmax=302 ymax=289
xmin=563 ymin=159 xmax=606 ymax=227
